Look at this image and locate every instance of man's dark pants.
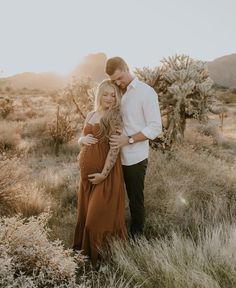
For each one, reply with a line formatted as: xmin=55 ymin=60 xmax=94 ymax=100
xmin=122 ymin=158 xmax=148 ymax=238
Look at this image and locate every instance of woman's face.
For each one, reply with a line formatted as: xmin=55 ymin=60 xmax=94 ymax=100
xmin=101 ymin=86 xmax=116 ymax=110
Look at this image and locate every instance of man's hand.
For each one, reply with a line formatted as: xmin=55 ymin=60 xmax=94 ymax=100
xmin=79 ymin=134 xmax=98 ymax=146
xmin=109 ymin=134 xmax=129 ymax=149
xmin=88 ymin=173 xmax=106 ymax=185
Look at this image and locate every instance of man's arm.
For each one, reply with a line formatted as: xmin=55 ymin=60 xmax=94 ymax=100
xmin=110 ymin=88 xmax=162 ymax=149
xmin=140 ymin=87 xmax=162 ymax=140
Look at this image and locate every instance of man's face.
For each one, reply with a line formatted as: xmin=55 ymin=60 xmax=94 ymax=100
xmin=109 ymin=68 xmax=130 ymax=90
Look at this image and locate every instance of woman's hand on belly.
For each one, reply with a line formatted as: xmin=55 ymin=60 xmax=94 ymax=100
xmin=79 ymin=134 xmax=98 ymax=146
xmin=88 ymin=173 xmax=106 ymax=185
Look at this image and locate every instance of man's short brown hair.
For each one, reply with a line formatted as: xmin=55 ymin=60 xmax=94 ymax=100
xmin=105 ymin=57 xmax=128 ymax=76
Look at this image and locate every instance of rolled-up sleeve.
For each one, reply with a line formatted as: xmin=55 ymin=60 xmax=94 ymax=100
xmin=141 ymin=88 xmax=162 ymax=140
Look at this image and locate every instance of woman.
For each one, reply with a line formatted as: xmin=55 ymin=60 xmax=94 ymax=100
xmin=73 ymin=79 xmax=127 ymax=266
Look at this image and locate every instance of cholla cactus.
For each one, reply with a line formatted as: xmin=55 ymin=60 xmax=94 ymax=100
xmin=48 ymin=105 xmax=76 ymax=156
xmin=135 ymin=54 xmax=215 ymax=148
xmin=64 ymin=76 xmax=96 ymax=119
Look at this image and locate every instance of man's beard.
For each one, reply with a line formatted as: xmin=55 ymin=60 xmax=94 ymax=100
xmin=121 ymin=87 xmax=127 ymax=95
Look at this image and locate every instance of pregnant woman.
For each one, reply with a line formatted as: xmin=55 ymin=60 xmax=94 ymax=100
xmin=73 ymin=79 xmax=127 ymax=266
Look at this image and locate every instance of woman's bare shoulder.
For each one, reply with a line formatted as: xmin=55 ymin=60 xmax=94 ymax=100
xmin=85 ymin=110 xmax=96 ymax=122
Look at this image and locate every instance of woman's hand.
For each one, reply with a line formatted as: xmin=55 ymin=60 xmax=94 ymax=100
xmin=88 ymin=173 xmax=106 ymax=185
xmin=78 ymin=134 xmax=98 ymax=146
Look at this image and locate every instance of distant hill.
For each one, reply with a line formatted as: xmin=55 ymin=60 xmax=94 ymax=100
xmin=207 ymin=54 xmax=236 ymax=88
xmin=2 ymin=53 xmax=235 ymax=90
xmin=70 ymin=53 xmax=107 ymax=82
xmin=0 ymin=53 xmax=107 ymax=91
xmin=0 ymin=72 xmax=67 ymax=90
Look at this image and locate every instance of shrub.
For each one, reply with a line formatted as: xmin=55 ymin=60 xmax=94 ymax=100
xmin=0 ymin=213 xmax=84 ymax=287
xmin=63 ymin=76 xmax=96 ymax=119
xmin=0 ymin=97 xmax=14 ymax=118
xmin=48 ymin=106 xmax=77 ymax=156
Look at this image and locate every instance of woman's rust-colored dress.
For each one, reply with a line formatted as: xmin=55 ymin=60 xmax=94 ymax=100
xmin=73 ymin=123 xmax=127 ymax=265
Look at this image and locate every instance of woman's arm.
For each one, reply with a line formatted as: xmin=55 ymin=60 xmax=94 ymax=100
xmin=88 ymin=146 xmax=120 ymax=185
xmin=78 ymin=111 xmax=98 ymax=146
xmin=88 ymin=120 xmax=122 ymax=185
xmin=102 ymin=147 xmax=120 ymax=178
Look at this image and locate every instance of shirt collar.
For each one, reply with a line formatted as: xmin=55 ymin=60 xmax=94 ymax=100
xmin=127 ymin=76 xmax=139 ymax=91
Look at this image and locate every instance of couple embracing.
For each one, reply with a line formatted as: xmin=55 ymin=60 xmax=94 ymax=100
xmin=73 ymin=57 xmax=162 ymax=266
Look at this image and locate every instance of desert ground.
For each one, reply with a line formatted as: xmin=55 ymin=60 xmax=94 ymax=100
xmin=0 ymin=86 xmax=236 ymax=287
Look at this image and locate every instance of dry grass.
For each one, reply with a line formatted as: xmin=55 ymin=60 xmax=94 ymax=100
xmin=22 ymin=116 xmax=52 ymax=139
xmin=79 ymin=266 xmax=143 ymax=288
xmin=144 ymin=146 xmax=236 ymax=239
xmin=102 ymin=224 xmax=236 ymax=288
xmin=0 ymin=158 xmax=51 ymax=216
xmin=0 ymin=120 xmax=23 ymax=153
xmin=184 ymin=106 xmax=236 ymax=163
xmin=34 ymin=160 xmax=79 ymax=247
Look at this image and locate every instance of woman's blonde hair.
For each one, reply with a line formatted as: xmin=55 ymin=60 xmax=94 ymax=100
xmin=94 ymin=79 xmax=122 ymax=140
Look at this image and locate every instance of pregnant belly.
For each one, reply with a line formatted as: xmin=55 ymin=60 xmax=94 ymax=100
xmin=78 ymin=145 xmax=107 ymax=179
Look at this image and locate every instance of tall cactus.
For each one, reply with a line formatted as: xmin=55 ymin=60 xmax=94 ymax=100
xmin=135 ymin=55 xmax=215 ymax=149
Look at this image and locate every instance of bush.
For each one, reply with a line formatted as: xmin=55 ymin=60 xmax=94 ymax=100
xmin=0 ymin=97 xmax=14 ymax=118
xmin=48 ymin=106 xmax=77 ymax=156
xmin=63 ymin=77 xmax=95 ymax=119
xmin=0 ymin=213 xmax=84 ymax=287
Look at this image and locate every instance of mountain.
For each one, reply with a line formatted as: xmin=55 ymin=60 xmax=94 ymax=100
xmin=70 ymin=53 xmax=107 ymax=82
xmin=2 ymin=53 xmax=235 ymax=90
xmin=207 ymin=54 xmax=236 ymax=88
xmin=0 ymin=72 xmax=67 ymax=90
xmin=0 ymin=53 xmax=107 ymax=91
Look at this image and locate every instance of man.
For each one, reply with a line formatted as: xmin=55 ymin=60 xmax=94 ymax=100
xmin=105 ymin=57 xmax=162 ymax=238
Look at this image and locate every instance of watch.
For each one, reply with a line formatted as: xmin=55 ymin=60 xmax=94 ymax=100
xmin=128 ymin=136 xmax=135 ymax=144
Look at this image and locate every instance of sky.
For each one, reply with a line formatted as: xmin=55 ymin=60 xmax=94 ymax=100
xmin=0 ymin=0 xmax=235 ymax=77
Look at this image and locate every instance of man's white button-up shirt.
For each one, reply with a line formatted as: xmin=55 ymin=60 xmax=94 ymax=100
xmin=120 ymin=77 xmax=162 ymax=166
